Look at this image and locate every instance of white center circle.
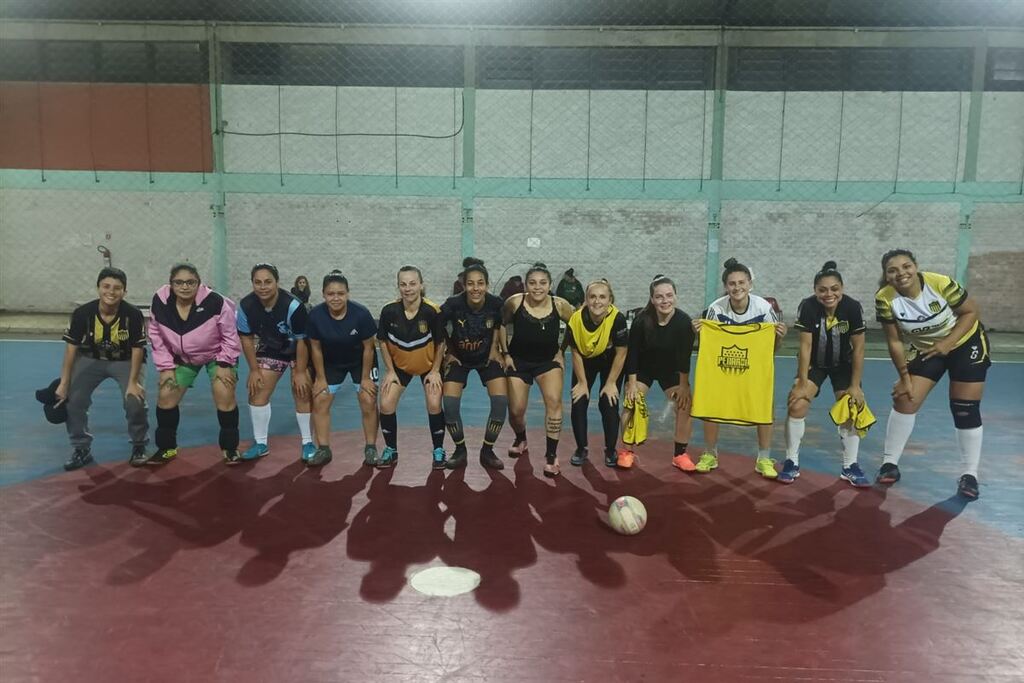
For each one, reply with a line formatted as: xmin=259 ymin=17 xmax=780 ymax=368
xmin=410 ymin=566 xmax=481 ymax=597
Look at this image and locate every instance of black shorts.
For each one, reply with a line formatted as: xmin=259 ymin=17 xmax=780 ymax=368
xmin=507 ymin=357 xmax=561 ymax=385
xmin=807 ymin=365 xmax=852 ymax=396
xmin=909 ymin=326 xmax=991 ymax=383
xmin=635 ymin=369 xmax=679 ymax=391
xmin=443 ymin=359 xmax=504 ymax=387
xmin=394 ymin=367 xmax=432 ymax=387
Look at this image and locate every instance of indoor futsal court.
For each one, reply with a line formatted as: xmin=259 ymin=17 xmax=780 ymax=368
xmin=2 ymin=1 xmax=1024 ymax=682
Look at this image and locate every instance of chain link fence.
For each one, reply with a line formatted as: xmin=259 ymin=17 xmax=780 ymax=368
xmin=1 ymin=1 xmax=1023 ymax=327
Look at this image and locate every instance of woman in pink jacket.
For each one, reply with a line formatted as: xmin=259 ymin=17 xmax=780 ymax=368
xmin=137 ymin=263 xmax=243 ymax=467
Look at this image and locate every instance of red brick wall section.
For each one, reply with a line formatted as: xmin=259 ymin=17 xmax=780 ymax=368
xmin=0 ymin=82 xmax=212 ymax=172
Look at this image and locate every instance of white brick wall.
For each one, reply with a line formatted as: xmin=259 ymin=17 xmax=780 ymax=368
xmin=223 ymin=194 xmax=462 ymax=315
xmin=718 ymin=201 xmax=960 ymax=323
xmin=0 ymin=189 xmax=213 ymax=312
xmin=474 ymin=199 xmax=707 ymax=313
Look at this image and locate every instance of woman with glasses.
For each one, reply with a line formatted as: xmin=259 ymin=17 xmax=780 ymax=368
xmin=145 ymin=263 xmax=242 ymax=466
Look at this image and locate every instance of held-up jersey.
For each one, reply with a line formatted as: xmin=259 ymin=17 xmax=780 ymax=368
xmin=874 ymin=272 xmax=977 ymax=352
xmin=691 ymin=321 xmax=776 ymax=426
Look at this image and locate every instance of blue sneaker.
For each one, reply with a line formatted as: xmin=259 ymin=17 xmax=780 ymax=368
xmin=300 ymin=442 xmax=316 ymax=463
xmin=777 ymin=459 xmax=800 ymax=484
xmin=431 ymin=447 xmax=447 ymax=470
xmin=241 ymin=443 xmax=270 ymax=461
xmin=377 ymin=446 xmax=398 ymax=469
xmin=841 ymin=463 xmax=871 ymax=488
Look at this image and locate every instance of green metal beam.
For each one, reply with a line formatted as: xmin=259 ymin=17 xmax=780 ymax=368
xmin=705 ymin=38 xmax=728 ymax=307
xmin=460 ymin=41 xmax=478 ymax=260
xmin=207 ymin=26 xmax=229 ymax=293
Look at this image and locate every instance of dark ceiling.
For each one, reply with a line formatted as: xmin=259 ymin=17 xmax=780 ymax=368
xmin=3 ymin=0 xmax=1023 ymax=28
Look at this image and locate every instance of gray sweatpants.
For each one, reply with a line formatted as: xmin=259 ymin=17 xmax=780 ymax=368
xmin=66 ymin=355 xmax=149 ymax=449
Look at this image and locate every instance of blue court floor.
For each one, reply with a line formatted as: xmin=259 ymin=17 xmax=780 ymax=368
xmin=2 ymin=339 xmax=1022 ymax=538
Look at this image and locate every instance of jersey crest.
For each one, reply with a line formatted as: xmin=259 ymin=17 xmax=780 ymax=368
xmin=718 ymin=344 xmax=750 ymax=374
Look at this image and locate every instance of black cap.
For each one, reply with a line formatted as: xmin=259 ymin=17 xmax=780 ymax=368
xmin=36 ymin=378 xmax=68 ymax=424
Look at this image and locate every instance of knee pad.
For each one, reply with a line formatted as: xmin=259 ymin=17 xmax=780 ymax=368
xmin=488 ymin=394 xmax=508 ymax=421
xmin=442 ymin=395 xmax=462 ymax=419
xmin=950 ymin=399 xmax=981 ymax=429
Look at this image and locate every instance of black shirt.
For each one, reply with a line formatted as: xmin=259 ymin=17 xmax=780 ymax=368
xmin=625 ymin=308 xmax=694 ymax=376
xmin=508 ymin=296 xmax=562 ymax=363
xmin=795 ymin=295 xmax=865 ymax=368
xmin=440 ymin=292 xmax=503 ymax=368
xmin=237 ymin=291 xmax=308 ymax=361
xmin=63 ymin=300 xmax=146 ymax=361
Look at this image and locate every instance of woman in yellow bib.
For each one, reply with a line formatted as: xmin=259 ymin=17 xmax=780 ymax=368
xmin=780 ymin=261 xmax=870 ymax=487
xmin=692 ymin=258 xmax=787 ymax=477
xmin=874 ymin=249 xmax=991 ymax=499
xmin=566 ymin=280 xmax=629 ymax=468
xmin=619 ymin=275 xmax=696 ymax=470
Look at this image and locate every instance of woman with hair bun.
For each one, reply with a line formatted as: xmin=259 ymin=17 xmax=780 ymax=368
xmin=500 ymin=263 xmax=575 ymax=477
xmin=780 ymin=261 xmax=869 ymax=486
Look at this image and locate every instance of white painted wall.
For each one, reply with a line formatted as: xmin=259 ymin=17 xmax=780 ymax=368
xmin=0 ymin=189 xmax=213 ymax=312
xmin=718 ymin=201 xmax=961 ymax=323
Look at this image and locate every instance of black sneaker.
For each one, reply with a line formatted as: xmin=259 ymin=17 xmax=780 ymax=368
xmin=447 ymin=445 xmax=468 ymax=469
xmin=307 ymin=446 xmax=333 ymax=467
xmin=223 ymin=449 xmax=243 ymax=466
xmin=876 ymin=463 xmax=901 ymax=485
xmin=128 ymin=445 xmax=148 ymax=468
xmin=480 ymin=447 xmax=504 ymax=470
xmin=146 ymin=448 xmax=178 ymax=466
xmin=570 ymin=447 xmax=588 ymax=466
xmin=64 ymin=447 xmax=93 ymax=471
xmin=604 ymin=449 xmax=618 ymax=468
xmin=957 ymin=474 xmax=980 ymax=499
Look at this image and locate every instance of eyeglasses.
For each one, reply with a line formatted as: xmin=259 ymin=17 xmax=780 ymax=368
xmin=172 ymin=279 xmax=198 ymax=287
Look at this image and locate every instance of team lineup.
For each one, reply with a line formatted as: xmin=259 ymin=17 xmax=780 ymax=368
xmin=51 ymin=249 xmax=991 ymax=500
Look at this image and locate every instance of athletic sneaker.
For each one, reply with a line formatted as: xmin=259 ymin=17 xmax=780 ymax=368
xmin=876 ymin=463 xmax=901 ymax=485
xmin=777 ymin=459 xmax=800 ymax=484
xmin=570 ymin=447 xmax=588 ymax=466
xmin=64 ymin=447 xmax=93 ymax=472
xmin=447 ymin=445 xmax=468 ymax=469
xmin=241 ymin=443 xmax=270 ymax=461
xmin=616 ymin=448 xmax=635 ymax=469
xmin=223 ymin=449 xmax=243 ymax=466
xmin=603 ymin=449 xmax=618 ymax=468
xmin=145 ymin=448 xmax=178 ymax=466
xmin=695 ymin=452 xmax=718 ymax=473
xmin=362 ymin=445 xmax=378 ymax=467
xmin=128 ymin=445 xmax=149 ymax=468
xmin=307 ymin=446 xmax=333 ymax=467
xmin=840 ymin=463 xmax=871 ymax=488
xmin=755 ymin=457 xmax=778 ymax=479
xmin=431 ymin=447 xmax=448 ymax=470
xmin=508 ymin=440 xmax=528 ymax=458
xmin=672 ymin=453 xmax=696 ymax=472
xmin=957 ymin=474 xmax=980 ymax=499
xmin=377 ymin=446 xmax=398 ymax=469
xmin=300 ymin=442 xmax=317 ymax=463
xmin=480 ymin=447 xmax=504 ymax=470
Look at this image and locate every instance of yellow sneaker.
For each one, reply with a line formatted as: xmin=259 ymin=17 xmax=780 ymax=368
xmin=695 ymin=452 xmax=718 ymax=473
xmin=755 ymin=457 xmax=778 ymax=479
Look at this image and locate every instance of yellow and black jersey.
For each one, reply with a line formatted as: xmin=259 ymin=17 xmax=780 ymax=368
xmin=63 ymin=299 xmax=146 ymax=361
xmin=377 ymin=299 xmax=442 ymax=376
xmin=691 ymin=321 xmax=776 ymax=426
xmin=875 ymin=272 xmax=977 ymax=352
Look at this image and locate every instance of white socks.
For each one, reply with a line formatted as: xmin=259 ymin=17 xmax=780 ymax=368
xmin=250 ymin=403 xmax=271 ymax=445
xmin=785 ymin=417 xmax=805 ymax=464
xmin=839 ymin=425 xmax=860 ymax=467
xmin=955 ymin=426 xmax=983 ymax=478
xmin=296 ymin=412 xmax=313 ymax=445
xmin=883 ymin=409 xmax=916 ymax=465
